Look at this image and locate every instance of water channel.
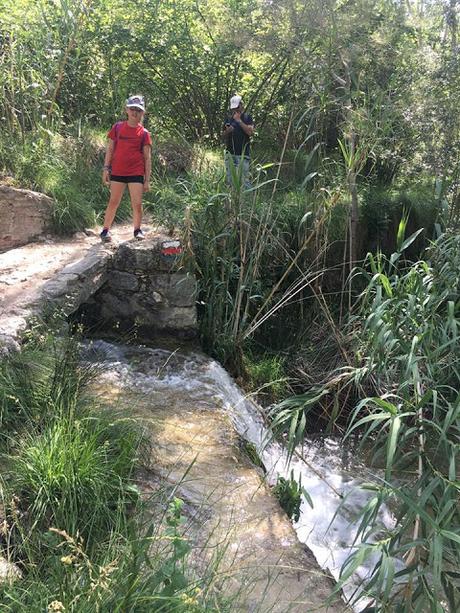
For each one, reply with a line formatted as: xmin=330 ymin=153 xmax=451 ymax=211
xmin=82 ymin=338 xmax=398 ymax=612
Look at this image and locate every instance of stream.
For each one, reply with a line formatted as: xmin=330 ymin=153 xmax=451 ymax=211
xmin=82 ymin=338 xmax=398 ymax=611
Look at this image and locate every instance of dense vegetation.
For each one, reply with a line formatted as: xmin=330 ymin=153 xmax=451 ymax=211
xmin=1 ymin=0 xmax=459 ymax=610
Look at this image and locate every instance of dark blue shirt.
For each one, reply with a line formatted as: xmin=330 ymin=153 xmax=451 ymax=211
xmin=223 ymin=113 xmax=254 ymax=157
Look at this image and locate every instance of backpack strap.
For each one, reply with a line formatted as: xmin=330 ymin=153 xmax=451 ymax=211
xmin=140 ymin=128 xmax=148 ymax=151
xmin=112 ymin=121 xmax=123 ymax=158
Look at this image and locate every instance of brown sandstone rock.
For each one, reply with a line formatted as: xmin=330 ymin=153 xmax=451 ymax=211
xmin=0 ymin=185 xmax=53 ymax=252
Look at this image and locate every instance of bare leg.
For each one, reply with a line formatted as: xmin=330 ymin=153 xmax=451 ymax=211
xmin=128 ymin=182 xmax=144 ymax=230
xmin=103 ymin=181 xmax=126 ymax=229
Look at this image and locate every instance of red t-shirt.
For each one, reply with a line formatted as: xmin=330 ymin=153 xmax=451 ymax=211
xmin=107 ymin=121 xmax=152 ymax=176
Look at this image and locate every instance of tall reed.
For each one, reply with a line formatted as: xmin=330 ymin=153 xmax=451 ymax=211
xmin=182 ymin=157 xmax=332 ymax=373
xmin=268 ymin=228 xmax=460 ymax=610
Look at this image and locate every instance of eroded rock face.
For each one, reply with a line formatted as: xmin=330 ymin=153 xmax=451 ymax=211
xmin=0 ymin=185 xmax=53 ymax=252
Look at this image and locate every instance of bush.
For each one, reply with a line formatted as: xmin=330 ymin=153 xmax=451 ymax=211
xmin=8 ymin=414 xmax=139 ymax=541
xmin=360 ymin=184 xmax=439 ymax=256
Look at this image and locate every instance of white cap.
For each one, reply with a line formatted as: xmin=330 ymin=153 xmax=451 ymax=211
xmin=126 ymin=95 xmax=145 ymax=111
xmin=230 ymin=95 xmax=242 ymax=109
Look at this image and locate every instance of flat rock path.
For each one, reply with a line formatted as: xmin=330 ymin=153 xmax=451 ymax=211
xmin=0 ymin=223 xmax=157 ymax=351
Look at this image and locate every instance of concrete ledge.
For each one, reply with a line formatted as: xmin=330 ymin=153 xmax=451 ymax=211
xmin=78 ymin=237 xmax=197 ymax=338
xmin=0 ymin=243 xmax=113 ymax=354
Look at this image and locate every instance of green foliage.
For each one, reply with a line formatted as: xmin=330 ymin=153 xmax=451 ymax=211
xmin=0 ymin=0 xmax=457 ymax=187
xmin=0 ymin=320 xmax=91 ymax=441
xmin=243 ymin=351 xmax=288 ymax=402
xmin=360 ymin=184 xmax=439 ymax=256
xmin=334 ymin=235 xmax=460 ymax=609
xmin=239 ymin=440 xmax=264 ymax=469
xmin=273 ymin=471 xmax=312 ymax=523
xmin=0 ymin=325 xmax=141 ymax=565
xmin=0 ymin=500 xmax=227 ymax=613
xmin=269 ymin=231 xmax=460 ymax=609
xmin=181 ymin=156 xmax=340 ymax=372
xmin=154 ymin=498 xmax=192 ymax=599
xmin=8 ymin=414 xmax=139 ymax=541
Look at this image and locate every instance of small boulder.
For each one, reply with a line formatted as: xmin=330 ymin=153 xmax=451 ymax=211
xmin=0 ymin=185 xmax=54 ymax=252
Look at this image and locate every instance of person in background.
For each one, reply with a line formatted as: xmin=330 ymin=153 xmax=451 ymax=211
xmin=100 ymin=94 xmax=152 ymax=242
xmin=222 ymin=94 xmax=254 ymax=188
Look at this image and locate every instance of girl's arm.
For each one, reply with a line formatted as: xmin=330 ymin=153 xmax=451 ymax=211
xmin=102 ymin=139 xmax=114 ymax=186
xmin=143 ymin=144 xmax=152 ymax=192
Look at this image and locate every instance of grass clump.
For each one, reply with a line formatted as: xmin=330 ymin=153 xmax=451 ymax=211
xmin=239 ymin=439 xmax=264 ymax=470
xmin=9 ymin=415 xmax=138 ymax=541
xmin=243 ymin=351 xmax=288 ymax=403
xmin=273 ymin=471 xmax=311 ymax=523
xmin=0 ymin=323 xmax=142 ymax=563
xmin=0 ymin=497 xmax=229 ymax=612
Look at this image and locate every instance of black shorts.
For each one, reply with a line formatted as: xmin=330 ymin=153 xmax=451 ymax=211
xmin=110 ymin=175 xmax=144 ymax=184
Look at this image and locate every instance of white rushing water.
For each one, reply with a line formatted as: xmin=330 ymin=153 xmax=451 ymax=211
xmin=82 ymin=339 xmax=401 ymax=611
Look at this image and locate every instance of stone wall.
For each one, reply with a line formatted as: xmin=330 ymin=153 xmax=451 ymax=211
xmin=80 ymin=237 xmax=197 ymax=337
xmin=0 ymin=185 xmax=53 ymax=252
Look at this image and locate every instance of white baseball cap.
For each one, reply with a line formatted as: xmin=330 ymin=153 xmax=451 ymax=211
xmin=126 ymin=95 xmax=145 ymax=111
xmin=230 ymin=95 xmax=242 ymax=109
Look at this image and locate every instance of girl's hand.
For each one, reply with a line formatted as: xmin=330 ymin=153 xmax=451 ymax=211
xmin=102 ymin=169 xmax=111 ymax=186
xmin=143 ymin=180 xmax=150 ymax=192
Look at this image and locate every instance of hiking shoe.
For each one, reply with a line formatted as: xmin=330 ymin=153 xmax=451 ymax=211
xmin=100 ymin=228 xmax=112 ymax=242
xmin=134 ymin=228 xmax=145 ymax=240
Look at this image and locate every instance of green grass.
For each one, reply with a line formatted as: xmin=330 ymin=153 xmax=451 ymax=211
xmin=273 ymin=471 xmax=312 ymax=523
xmin=243 ymin=351 xmax=288 ymax=403
xmin=0 ymin=495 xmax=234 ymax=612
xmin=8 ymin=414 xmax=139 ymax=540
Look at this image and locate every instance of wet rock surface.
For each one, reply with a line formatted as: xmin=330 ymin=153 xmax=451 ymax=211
xmin=87 ymin=342 xmax=347 ymax=612
xmin=0 ymin=236 xmax=111 ymax=353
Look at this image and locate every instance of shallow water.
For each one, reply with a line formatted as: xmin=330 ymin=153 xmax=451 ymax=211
xmin=82 ymin=339 xmax=398 ymax=610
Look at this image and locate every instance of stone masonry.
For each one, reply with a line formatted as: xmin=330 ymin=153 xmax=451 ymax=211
xmin=0 ymin=232 xmax=197 ymax=353
xmin=84 ymin=237 xmax=197 ymax=337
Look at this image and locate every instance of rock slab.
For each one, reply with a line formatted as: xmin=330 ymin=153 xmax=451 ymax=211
xmin=0 ymin=185 xmax=53 ymax=252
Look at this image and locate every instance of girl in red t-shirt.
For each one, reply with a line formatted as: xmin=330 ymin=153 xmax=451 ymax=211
xmin=100 ymin=95 xmax=152 ymax=241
